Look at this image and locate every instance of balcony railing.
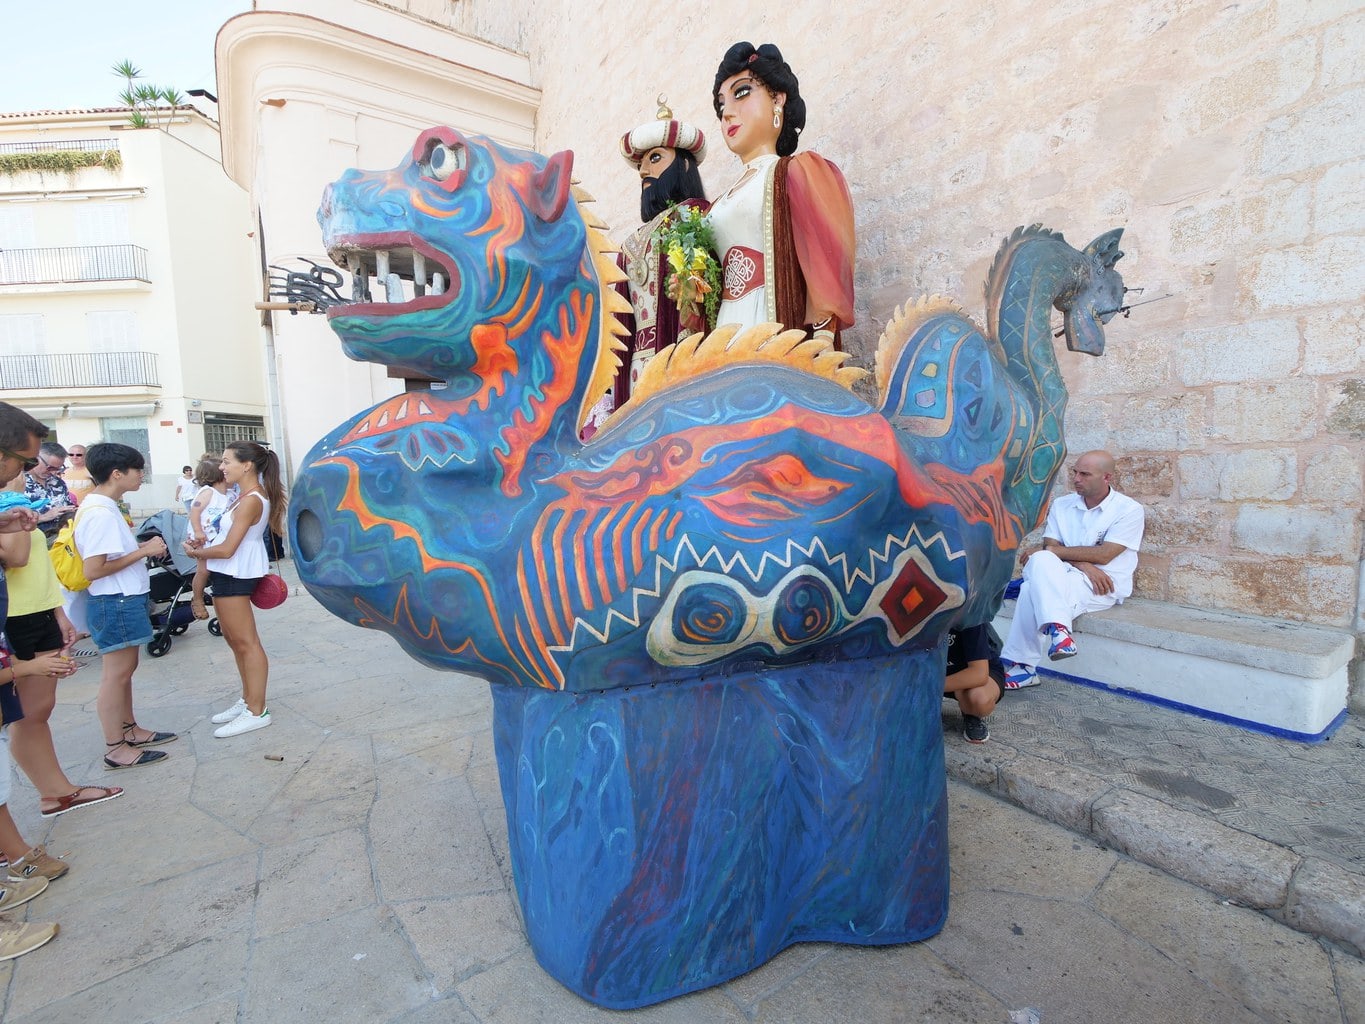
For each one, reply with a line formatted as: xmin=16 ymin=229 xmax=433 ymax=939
xmin=0 ymin=244 xmax=150 ymax=286
xmin=0 ymin=351 xmax=160 ymax=390
xmin=0 ymin=138 xmax=119 ymax=155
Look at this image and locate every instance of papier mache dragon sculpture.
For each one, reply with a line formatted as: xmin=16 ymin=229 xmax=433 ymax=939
xmin=289 ymin=127 xmax=1125 ymax=1008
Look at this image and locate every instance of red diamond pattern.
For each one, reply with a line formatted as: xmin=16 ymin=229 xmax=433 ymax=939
xmin=879 ymin=556 xmax=949 ymax=640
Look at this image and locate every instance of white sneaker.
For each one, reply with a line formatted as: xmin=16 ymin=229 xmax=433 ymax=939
xmin=213 ymin=708 xmax=271 ymax=738
xmin=210 ymin=698 xmax=249 ymax=725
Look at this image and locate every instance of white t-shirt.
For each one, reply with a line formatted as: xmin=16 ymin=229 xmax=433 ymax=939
xmin=175 ymin=477 xmax=198 ymax=503
xmin=193 ymin=485 xmax=231 ymax=542
xmin=1043 ymin=488 xmax=1145 ymax=601
xmin=74 ymin=494 xmax=149 ymax=597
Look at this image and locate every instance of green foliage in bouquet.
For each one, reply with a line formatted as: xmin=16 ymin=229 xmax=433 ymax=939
xmin=656 ymin=204 xmax=721 ymax=333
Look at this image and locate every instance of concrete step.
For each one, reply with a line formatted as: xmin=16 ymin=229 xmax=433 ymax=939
xmin=994 ymin=597 xmax=1355 ymax=740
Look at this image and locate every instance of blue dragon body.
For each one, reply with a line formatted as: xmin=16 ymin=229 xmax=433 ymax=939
xmin=291 ymin=128 xmax=1124 ymax=1007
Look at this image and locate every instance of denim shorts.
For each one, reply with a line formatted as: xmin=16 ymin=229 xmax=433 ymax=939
xmin=87 ymin=592 xmax=153 ymax=653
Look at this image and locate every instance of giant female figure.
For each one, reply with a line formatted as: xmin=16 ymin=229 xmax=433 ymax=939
xmin=707 ymin=42 xmax=856 ymax=345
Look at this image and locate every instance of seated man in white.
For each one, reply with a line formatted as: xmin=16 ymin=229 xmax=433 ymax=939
xmin=1002 ymin=450 xmax=1145 ymax=688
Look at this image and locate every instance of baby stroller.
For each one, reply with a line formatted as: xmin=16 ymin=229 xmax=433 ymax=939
xmin=136 ymin=510 xmax=218 ymax=657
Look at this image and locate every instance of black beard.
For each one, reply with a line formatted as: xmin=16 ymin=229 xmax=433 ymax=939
xmin=638 ymin=152 xmax=707 ymax=222
xmin=640 ymin=177 xmax=668 ymax=222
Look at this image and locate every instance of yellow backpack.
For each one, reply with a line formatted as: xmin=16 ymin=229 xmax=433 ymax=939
xmin=48 ymin=508 xmax=91 ymax=592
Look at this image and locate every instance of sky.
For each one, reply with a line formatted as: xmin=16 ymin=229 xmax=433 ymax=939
xmin=2 ymin=0 xmax=255 ymax=113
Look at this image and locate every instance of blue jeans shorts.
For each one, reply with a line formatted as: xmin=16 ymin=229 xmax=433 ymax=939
xmin=87 ymin=592 xmax=153 ymax=653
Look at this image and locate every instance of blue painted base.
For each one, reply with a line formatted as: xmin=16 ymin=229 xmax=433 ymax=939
xmin=490 ymin=653 xmax=950 ymax=1009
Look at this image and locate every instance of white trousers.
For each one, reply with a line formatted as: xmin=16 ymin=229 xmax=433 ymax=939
xmin=1001 ymin=551 xmax=1118 ymax=667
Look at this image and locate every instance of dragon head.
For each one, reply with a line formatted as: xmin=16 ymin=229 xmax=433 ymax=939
xmin=1057 ymin=228 xmax=1125 ymax=357
xmin=317 ymin=128 xmax=585 ymax=392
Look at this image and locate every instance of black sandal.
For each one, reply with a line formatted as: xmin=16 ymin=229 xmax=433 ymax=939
xmin=104 ymin=740 xmax=169 ymax=771
xmin=122 ymin=721 xmax=178 ymax=748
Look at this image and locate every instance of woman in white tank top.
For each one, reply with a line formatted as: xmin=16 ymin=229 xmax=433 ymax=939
xmin=183 ymin=441 xmax=287 ymax=739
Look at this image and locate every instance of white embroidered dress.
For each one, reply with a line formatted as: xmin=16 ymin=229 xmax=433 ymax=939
xmin=705 ymin=154 xmax=779 ymax=332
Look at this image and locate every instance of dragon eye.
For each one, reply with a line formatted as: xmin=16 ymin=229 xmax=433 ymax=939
xmin=423 ymin=140 xmax=466 ymax=182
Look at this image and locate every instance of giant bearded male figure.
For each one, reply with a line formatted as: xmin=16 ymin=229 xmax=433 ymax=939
xmin=613 ymin=101 xmax=709 ymax=403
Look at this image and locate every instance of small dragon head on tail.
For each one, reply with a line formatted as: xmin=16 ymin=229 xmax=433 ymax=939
xmin=1057 ymin=228 xmax=1125 ymax=356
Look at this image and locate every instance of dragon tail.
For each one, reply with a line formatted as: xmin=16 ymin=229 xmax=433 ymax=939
xmin=874 ymin=296 xmax=1035 ymax=483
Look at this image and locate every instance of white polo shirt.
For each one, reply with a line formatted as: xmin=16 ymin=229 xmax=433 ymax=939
xmin=1043 ymin=488 xmax=1145 ymax=601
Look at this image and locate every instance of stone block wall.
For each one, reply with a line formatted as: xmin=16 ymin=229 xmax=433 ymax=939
xmin=438 ymin=0 xmax=1362 ymax=639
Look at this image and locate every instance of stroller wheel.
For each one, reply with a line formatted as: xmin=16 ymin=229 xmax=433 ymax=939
xmin=147 ymin=635 xmax=172 ymax=657
xmin=207 ymin=618 xmax=222 ymax=637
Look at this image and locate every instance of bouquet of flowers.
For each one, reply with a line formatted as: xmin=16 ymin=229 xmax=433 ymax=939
xmin=656 ymin=204 xmax=721 ymax=334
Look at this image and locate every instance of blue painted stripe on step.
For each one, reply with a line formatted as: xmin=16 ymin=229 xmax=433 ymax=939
xmin=1035 ymin=666 xmax=1348 ymax=744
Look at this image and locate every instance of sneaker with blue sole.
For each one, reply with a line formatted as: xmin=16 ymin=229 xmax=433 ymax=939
xmin=1044 ymin=623 xmax=1077 ymax=660
xmin=1003 ymin=661 xmax=1039 ymax=689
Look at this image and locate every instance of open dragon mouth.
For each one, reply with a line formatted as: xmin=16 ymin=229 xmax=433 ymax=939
xmin=324 ymin=235 xmax=459 ymax=318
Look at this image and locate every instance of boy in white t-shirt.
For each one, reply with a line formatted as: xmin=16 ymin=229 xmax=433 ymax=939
xmin=76 ymin=444 xmax=179 ymax=771
xmin=174 ymin=466 xmax=197 ymax=513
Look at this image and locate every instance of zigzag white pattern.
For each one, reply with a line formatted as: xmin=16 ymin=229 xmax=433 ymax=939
xmin=553 ymin=524 xmax=967 ymax=654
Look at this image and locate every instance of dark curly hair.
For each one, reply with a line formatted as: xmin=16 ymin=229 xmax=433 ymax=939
xmin=712 ymin=42 xmax=805 ymax=156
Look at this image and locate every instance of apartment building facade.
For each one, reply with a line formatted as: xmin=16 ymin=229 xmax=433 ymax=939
xmin=0 ymin=106 xmax=268 ymax=509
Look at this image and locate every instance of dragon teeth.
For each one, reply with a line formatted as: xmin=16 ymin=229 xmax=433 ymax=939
xmin=349 ymin=257 xmax=370 ymax=301
xmin=340 ymin=249 xmax=446 ymax=304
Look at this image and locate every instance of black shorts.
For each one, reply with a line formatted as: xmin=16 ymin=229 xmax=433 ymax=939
xmin=6 ymin=609 xmax=63 ymax=659
xmin=208 ymin=571 xmax=262 ymax=598
xmin=945 ymin=666 xmax=1006 ymax=705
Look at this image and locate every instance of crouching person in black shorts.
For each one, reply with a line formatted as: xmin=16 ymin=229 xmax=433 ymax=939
xmin=944 ymin=624 xmax=1006 ymax=744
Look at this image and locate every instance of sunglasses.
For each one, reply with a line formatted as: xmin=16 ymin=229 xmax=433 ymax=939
xmin=1 ymin=447 xmax=39 ymax=471
xmin=41 ymin=460 xmax=66 ymax=474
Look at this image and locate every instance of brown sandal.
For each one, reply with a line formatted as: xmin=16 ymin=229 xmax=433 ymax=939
xmin=40 ymin=785 xmax=123 ymax=818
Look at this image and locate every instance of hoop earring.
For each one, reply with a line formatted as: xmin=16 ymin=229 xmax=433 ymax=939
xmin=773 ymin=110 xmax=781 ymax=128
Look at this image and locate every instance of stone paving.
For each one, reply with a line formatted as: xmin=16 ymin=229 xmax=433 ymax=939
xmin=945 ymin=672 xmax=1365 ymax=955
xmin=0 ymin=565 xmax=1361 ymax=1022
xmin=965 ymin=677 xmax=1365 ymax=873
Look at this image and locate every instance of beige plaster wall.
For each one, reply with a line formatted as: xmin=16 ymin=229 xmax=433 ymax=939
xmin=443 ymin=0 xmax=1363 ymax=633
xmin=215 ymin=3 xmax=539 ymax=481
xmin=158 ymin=125 xmax=267 ymax=422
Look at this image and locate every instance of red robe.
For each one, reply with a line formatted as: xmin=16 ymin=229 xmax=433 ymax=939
xmin=774 ymin=152 xmax=856 ymax=343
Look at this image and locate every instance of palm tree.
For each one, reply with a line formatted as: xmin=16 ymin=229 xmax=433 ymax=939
xmin=111 ymin=60 xmax=182 ymax=132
